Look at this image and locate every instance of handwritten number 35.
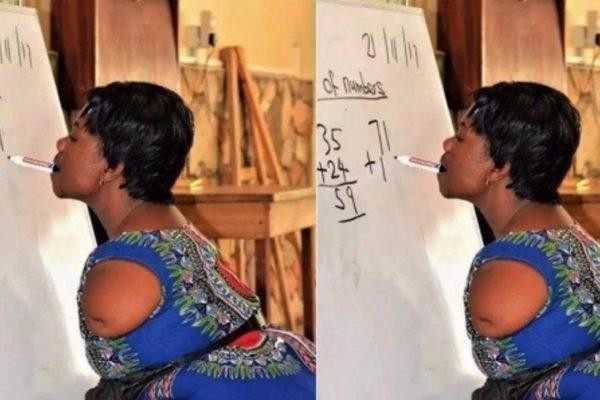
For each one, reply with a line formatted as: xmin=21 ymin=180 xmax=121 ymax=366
xmin=318 ymin=124 xmax=341 ymax=156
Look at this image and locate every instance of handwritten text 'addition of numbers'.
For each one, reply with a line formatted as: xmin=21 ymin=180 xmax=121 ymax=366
xmin=317 ymin=123 xmax=366 ymax=224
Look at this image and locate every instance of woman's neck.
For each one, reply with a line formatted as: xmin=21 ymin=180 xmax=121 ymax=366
xmin=488 ymin=199 xmax=533 ymax=238
xmin=92 ymin=197 xmax=147 ymax=239
xmin=477 ymin=196 xmax=572 ymax=239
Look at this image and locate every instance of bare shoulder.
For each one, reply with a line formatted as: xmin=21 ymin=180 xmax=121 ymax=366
xmin=81 ymin=259 xmax=161 ymax=338
xmin=468 ymin=259 xmax=548 ymax=338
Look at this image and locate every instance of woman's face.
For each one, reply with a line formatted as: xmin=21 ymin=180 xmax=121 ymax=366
xmin=51 ymin=113 xmax=108 ymax=201
xmin=437 ymin=114 xmax=495 ymax=202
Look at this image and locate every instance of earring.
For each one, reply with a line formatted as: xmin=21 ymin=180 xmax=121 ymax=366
xmin=485 ymin=176 xmax=491 ymax=187
xmin=99 ymin=177 xmax=105 ymax=187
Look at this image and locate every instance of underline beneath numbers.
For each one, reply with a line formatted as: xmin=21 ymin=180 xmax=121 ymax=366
xmin=318 ymin=180 xmax=358 ymax=188
xmin=317 ymin=95 xmax=388 ymax=102
xmin=339 ymin=213 xmax=366 ymax=223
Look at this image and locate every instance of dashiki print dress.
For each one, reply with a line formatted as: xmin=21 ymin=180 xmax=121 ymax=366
xmin=466 ymin=224 xmax=600 ymax=399
xmin=79 ymin=223 xmax=316 ymax=400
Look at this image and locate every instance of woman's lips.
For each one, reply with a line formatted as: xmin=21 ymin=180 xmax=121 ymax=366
xmin=439 ymin=159 xmax=447 ymax=173
xmin=52 ymin=157 xmax=60 ymax=173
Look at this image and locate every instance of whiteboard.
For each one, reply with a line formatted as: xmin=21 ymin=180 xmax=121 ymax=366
xmin=316 ymin=1 xmax=484 ymax=398
xmin=0 ymin=4 xmax=97 ymax=399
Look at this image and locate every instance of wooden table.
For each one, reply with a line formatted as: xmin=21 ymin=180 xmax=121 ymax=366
xmin=560 ymin=186 xmax=600 ymax=239
xmin=173 ymin=185 xmax=316 ymax=339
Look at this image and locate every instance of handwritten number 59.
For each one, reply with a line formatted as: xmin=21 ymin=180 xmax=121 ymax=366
xmin=334 ymin=186 xmax=359 ymax=214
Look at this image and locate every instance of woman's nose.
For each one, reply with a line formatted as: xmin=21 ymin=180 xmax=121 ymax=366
xmin=442 ymin=136 xmax=452 ymax=152
xmin=56 ymin=136 xmax=67 ymax=151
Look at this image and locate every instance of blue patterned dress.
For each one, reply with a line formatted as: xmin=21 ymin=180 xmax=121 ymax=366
xmin=79 ymin=224 xmax=316 ymax=399
xmin=466 ymin=224 xmax=600 ymax=399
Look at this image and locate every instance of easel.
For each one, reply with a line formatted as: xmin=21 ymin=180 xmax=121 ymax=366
xmin=219 ymin=46 xmax=304 ymax=332
xmin=567 ymin=58 xmax=599 ymax=178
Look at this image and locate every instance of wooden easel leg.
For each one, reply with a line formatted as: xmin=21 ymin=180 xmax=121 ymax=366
xmin=221 ymin=47 xmax=243 ymax=186
xmin=271 ymin=237 xmax=295 ymax=330
xmin=249 ymin=111 xmax=269 ymax=183
xmin=234 ymin=239 xmax=246 ymax=285
xmin=221 ymin=47 xmax=248 ymax=286
xmin=245 ymin=240 xmax=256 ymax=292
xmin=255 ymin=238 xmax=270 ymax=318
xmin=302 ymin=227 xmax=315 ymax=341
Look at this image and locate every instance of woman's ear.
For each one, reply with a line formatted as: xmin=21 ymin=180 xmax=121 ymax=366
xmin=101 ymin=162 xmax=125 ymax=185
xmin=487 ymin=163 xmax=510 ymax=186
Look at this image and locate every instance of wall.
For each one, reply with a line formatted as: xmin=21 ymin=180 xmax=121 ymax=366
xmin=377 ymin=0 xmax=439 ymax=49
xmin=177 ymin=1 xmax=315 ymax=331
xmin=567 ymin=64 xmax=600 ymax=179
xmin=564 ymin=0 xmax=600 ymax=180
xmin=180 ymin=67 xmax=312 ymax=185
xmin=179 ymin=0 xmax=315 ymax=80
xmin=565 ymin=0 xmax=599 ymax=65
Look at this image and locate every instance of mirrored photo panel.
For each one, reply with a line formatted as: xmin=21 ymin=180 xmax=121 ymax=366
xmin=1 ymin=0 xmax=599 ymax=399
xmin=317 ymin=0 xmax=600 ymax=399
xmin=0 ymin=0 xmax=316 ymax=399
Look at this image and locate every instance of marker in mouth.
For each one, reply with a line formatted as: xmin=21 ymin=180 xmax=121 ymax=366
xmin=8 ymin=155 xmax=60 ymax=173
xmin=395 ymin=156 xmax=446 ymax=174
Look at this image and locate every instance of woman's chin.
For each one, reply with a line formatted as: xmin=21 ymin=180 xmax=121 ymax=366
xmin=439 ymin=189 xmax=452 ymax=199
xmin=52 ymin=187 xmax=66 ymax=198
xmin=436 ymin=176 xmax=450 ymax=198
xmin=50 ymin=180 xmax=66 ymax=198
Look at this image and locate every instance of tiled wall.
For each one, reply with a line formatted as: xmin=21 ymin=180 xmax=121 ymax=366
xmin=567 ymin=65 xmax=600 ymax=180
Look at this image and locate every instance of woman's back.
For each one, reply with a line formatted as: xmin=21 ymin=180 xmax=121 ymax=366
xmin=80 ymin=223 xmax=316 ymax=399
xmin=467 ymin=224 xmax=600 ymax=398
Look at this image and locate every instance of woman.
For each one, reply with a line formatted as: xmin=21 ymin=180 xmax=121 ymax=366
xmin=438 ymin=81 xmax=600 ymax=399
xmin=51 ymin=81 xmax=316 ymax=399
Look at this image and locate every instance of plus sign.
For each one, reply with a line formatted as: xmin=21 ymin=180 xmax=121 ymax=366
xmin=316 ymin=161 xmax=327 ymax=183
xmin=364 ymin=150 xmax=375 ymax=174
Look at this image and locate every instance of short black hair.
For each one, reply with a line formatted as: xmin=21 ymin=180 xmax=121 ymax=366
xmin=468 ymin=81 xmax=580 ymax=204
xmin=82 ymin=81 xmax=194 ymax=204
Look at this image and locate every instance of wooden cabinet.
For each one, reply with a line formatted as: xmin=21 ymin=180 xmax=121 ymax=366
xmin=438 ymin=0 xmax=566 ymax=110
xmin=561 ymin=188 xmax=600 ymax=240
xmin=51 ymin=0 xmax=179 ymax=110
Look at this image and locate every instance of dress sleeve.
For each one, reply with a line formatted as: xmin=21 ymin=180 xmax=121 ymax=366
xmin=473 ymin=231 xmax=559 ymax=297
xmin=82 ymin=231 xmax=173 ymax=308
